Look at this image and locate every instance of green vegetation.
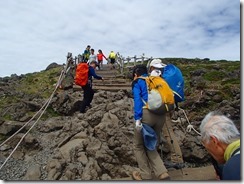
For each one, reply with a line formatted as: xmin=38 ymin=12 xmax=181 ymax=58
xmin=19 ymin=67 xmax=62 ymax=98
xmin=203 ymin=71 xmax=226 ymax=81
xmin=0 ymin=66 xmax=63 ymax=121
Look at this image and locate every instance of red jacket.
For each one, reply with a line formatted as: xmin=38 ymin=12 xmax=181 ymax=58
xmin=97 ymin=53 xmax=107 ymax=61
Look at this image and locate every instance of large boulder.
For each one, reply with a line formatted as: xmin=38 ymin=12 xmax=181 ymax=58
xmin=0 ymin=121 xmax=25 ymax=135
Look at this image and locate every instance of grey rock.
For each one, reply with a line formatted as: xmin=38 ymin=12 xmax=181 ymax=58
xmin=12 ymin=150 xmax=25 ymax=160
xmin=0 ymin=121 xmax=24 ymax=135
xmin=101 ymin=174 xmax=112 ymax=180
xmin=81 ymin=158 xmax=101 ymax=180
xmin=39 ymin=117 xmax=64 ymax=133
xmin=45 ymin=62 xmax=61 ymax=71
xmin=59 ymin=139 xmax=85 ymax=161
xmin=23 ymin=164 xmax=41 ymax=180
xmin=77 ymin=152 xmax=88 ymax=166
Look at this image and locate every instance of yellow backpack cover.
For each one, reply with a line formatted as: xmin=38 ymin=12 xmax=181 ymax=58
xmin=139 ymin=76 xmax=175 ymax=114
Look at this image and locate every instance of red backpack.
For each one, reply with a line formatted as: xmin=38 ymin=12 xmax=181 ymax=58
xmin=74 ymin=63 xmax=89 ymax=86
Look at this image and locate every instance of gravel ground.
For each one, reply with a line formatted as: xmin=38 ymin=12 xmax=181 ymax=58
xmin=0 ymin=127 xmax=56 ymax=180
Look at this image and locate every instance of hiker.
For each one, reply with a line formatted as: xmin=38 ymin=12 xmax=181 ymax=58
xmin=148 ymin=58 xmax=171 ymax=146
xmin=149 ymin=59 xmax=167 ymax=76
xmin=83 ymin=45 xmax=91 ymax=62
xmin=131 ymin=64 xmax=170 ymax=180
xmin=149 ymin=59 xmax=185 ymax=104
xmin=89 ymin=48 xmax=97 ymax=64
xmin=108 ymin=51 xmax=116 ymax=69
xmin=200 ymin=111 xmax=240 ymax=180
xmin=79 ymin=61 xmax=103 ymax=113
xmin=97 ymin=49 xmax=107 ymax=70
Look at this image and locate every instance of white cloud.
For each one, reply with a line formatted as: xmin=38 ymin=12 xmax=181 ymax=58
xmin=0 ymin=0 xmax=241 ymax=77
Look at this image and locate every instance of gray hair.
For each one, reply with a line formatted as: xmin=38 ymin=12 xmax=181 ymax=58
xmin=200 ymin=111 xmax=240 ymax=144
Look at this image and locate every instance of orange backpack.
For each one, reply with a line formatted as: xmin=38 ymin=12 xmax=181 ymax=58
xmin=74 ymin=63 xmax=89 ymax=86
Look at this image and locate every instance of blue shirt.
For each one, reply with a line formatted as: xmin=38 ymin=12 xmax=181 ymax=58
xmin=132 ymin=75 xmax=148 ymax=120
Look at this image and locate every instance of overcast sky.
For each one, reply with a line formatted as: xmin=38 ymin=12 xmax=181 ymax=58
xmin=0 ymin=0 xmax=241 ymax=77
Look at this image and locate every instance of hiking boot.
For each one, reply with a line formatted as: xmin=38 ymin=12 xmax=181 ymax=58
xmin=158 ymin=172 xmax=170 ymax=180
xmin=132 ymin=171 xmax=142 ymax=180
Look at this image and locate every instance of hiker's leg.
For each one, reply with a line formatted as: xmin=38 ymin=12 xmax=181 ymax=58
xmin=134 ymin=128 xmax=153 ymax=179
xmin=142 ymin=110 xmax=166 ymax=144
xmin=97 ymin=62 xmax=100 ymax=70
xmin=154 ymin=113 xmax=166 ymax=141
xmin=98 ymin=61 xmax=101 ymax=70
xmin=87 ymin=87 xmax=94 ymax=106
xmin=149 ymin=114 xmax=168 ymax=177
xmin=142 ymin=109 xmax=168 ymax=177
xmin=80 ymin=85 xmax=89 ymax=112
xmin=146 ymin=149 xmax=168 ymax=177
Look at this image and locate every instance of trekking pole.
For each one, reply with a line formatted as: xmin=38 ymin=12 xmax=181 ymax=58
xmin=165 ymin=116 xmax=184 ymax=176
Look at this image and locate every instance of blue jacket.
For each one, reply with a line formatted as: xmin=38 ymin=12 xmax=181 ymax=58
xmin=222 ymin=148 xmax=240 ymax=180
xmin=88 ymin=66 xmax=102 ymax=87
xmin=132 ymin=75 xmax=148 ymax=120
xmin=89 ymin=66 xmax=102 ymax=80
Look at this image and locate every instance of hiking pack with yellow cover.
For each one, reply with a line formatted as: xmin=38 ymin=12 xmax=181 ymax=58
xmin=139 ymin=76 xmax=175 ymax=115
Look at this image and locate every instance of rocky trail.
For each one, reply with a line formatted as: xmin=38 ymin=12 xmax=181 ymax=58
xmin=0 ymin=62 xmax=240 ymax=181
xmin=93 ymin=65 xmax=217 ymax=180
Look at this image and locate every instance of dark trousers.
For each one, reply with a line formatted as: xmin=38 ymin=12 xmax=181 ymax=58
xmin=80 ymin=83 xmax=94 ymax=112
xmin=97 ymin=60 xmax=102 ymax=70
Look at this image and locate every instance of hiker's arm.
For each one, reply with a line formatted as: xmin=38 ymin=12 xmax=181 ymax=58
xmin=103 ymin=54 xmax=107 ymax=60
xmin=133 ymin=80 xmax=147 ymax=121
xmin=90 ymin=67 xmax=102 ymax=80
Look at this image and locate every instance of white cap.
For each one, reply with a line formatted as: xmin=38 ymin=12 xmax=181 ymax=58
xmin=149 ymin=59 xmax=166 ymax=68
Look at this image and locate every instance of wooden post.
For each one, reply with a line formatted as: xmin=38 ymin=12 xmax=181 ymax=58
xmin=78 ymin=54 xmax=82 ymax=63
xmin=141 ymin=53 xmax=145 ymax=64
xmin=127 ymin=56 xmax=130 ymax=64
xmin=117 ymin=53 xmax=122 ymax=74
xmin=117 ymin=53 xmax=123 ymax=74
xmin=121 ymin=58 xmax=124 ymax=74
xmin=67 ymin=52 xmax=72 ymax=58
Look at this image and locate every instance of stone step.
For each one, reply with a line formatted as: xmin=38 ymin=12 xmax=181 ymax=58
xmin=93 ymin=86 xmax=131 ymax=91
xmin=93 ymin=83 xmax=131 ymax=87
xmin=93 ymin=79 xmax=130 ymax=84
xmin=73 ymin=84 xmax=131 ymax=91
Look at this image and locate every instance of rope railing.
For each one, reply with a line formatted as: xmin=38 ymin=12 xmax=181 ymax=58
xmin=171 ymin=108 xmax=201 ymax=136
xmin=0 ymin=55 xmax=70 ymax=170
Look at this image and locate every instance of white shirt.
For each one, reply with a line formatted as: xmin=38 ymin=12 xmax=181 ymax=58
xmin=150 ymin=69 xmax=162 ymax=76
xmin=89 ymin=54 xmax=97 ymax=63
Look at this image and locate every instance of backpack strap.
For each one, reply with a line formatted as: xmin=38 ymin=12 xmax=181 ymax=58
xmin=231 ymin=147 xmax=240 ymax=157
xmin=135 ymin=76 xmax=149 ymax=108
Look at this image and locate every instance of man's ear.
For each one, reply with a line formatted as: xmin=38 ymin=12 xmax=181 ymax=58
xmin=210 ymin=136 xmax=218 ymax=145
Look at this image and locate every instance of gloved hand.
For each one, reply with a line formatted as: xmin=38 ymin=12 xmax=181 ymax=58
xmin=135 ymin=120 xmax=142 ymax=132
